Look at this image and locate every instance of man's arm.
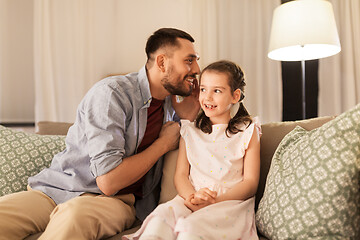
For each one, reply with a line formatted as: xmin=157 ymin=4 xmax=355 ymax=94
xmin=96 ymin=121 xmax=180 ymax=196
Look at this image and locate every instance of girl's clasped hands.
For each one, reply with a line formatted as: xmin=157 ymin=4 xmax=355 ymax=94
xmin=184 ymin=188 xmax=217 ymax=212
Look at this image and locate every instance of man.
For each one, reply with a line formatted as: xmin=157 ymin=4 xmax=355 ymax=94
xmin=0 ymin=28 xmax=200 ymax=239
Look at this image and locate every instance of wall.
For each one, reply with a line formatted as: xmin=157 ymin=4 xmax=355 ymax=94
xmin=0 ymin=0 xmax=34 ymax=123
xmin=33 ymin=0 xmax=198 ymax=122
xmin=1 ymin=0 xmax=282 ymax=124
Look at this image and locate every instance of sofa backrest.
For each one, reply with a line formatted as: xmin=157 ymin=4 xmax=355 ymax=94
xmin=37 ymin=121 xmax=73 ymax=135
xmin=37 ymin=116 xmax=335 ymax=209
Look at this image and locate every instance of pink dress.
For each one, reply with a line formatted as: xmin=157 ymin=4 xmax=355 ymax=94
xmin=124 ymin=118 xmax=261 ymax=240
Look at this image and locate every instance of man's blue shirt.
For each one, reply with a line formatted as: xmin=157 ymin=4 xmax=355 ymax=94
xmin=28 ymin=66 xmax=176 ymax=220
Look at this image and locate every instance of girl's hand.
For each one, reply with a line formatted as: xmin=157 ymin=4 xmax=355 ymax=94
xmin=191 ymin=188 xmax=217 ymax=205
xmin=184 ymin=188 xmax=217 ymax=212
xmin=184 ymin=194 xmax=203 ymax=212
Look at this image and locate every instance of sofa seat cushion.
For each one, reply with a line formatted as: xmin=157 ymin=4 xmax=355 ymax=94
xmin=0 ymin=125 xmax=66 ymax=196
xmin=256 ymin=104 xmax=360 ymax=239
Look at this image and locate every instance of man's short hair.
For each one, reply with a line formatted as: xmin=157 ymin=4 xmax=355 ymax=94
xmin=145 ymin=28 xmax=194 ymax=64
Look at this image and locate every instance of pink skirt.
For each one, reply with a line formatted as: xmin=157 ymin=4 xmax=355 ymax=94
xmin=123 ymin=195 xmax=258 ymax=240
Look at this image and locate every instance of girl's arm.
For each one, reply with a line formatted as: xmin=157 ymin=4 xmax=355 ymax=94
xmin=174 ymin=137 xmax=196 ymax=200
xmin=215 ymin=127 xmax=261 ymax=203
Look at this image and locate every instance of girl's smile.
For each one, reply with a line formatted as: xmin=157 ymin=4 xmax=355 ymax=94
xmin=204 ymin=104 xmax=217 ymax=109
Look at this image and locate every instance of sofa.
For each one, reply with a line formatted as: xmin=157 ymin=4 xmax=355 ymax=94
xmin=1 ymin=111 xmax=359 ymax=239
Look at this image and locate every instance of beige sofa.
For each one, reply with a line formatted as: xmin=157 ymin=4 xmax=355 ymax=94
xmin=24 ymin=116 xmax=334 ymax=240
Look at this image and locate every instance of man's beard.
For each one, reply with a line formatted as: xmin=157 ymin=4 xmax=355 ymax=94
xmin=162 ymin=68 xmax=193 ymax=96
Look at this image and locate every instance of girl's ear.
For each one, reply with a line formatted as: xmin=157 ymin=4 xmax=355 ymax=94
xmin=232 ymin=89 xmax=241 ymax=104
xmin=155 ymin=54 xmax=167 ymax=72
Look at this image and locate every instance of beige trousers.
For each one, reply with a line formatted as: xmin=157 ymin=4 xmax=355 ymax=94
xmin=0 ymin=189 xmax=136 ymax=240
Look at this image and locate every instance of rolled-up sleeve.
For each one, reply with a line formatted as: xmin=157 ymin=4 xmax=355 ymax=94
xmin=83 ymin=84 xmax=129 ymax=177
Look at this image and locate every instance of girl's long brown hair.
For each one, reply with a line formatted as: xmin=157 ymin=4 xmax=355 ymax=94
xmin=195 ymin=60 xmax=252 ymax=137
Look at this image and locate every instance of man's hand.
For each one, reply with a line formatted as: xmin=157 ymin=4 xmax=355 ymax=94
xmin=171 ymin=79 xmax=200 ymax=121
xmin=157 ymin=121 xmax=180 ymax=152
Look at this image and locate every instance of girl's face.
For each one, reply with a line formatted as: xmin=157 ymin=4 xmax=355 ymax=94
xmin=199 ymin=71 xmax=241 ymax=125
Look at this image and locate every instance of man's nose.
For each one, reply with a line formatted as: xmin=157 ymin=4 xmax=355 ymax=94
xmin=192 ymin=60 xmax=200 ymax=75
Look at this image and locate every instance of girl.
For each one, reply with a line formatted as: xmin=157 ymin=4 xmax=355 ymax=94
xmin=124 ymin=60 xmax=261 ymax=240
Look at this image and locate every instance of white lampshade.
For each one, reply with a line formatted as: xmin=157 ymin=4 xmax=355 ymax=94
xmin=268 ymin=0 xmax=341 ymax=61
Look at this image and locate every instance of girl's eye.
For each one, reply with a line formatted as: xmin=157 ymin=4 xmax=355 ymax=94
xmin=215 ymin=89 xmax=222 ymax=93
xmin=200 ymin=88 xmax=206 ymax=92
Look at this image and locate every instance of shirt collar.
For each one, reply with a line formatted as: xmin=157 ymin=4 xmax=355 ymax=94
xmin=138 ymin=66 xmax=152 ymax=107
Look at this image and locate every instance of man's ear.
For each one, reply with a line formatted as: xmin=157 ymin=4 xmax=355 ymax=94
xmin=232 ymin=89 xmax=241 ymax=104
xmin=155 ymin=54 xmax=166 ymax=72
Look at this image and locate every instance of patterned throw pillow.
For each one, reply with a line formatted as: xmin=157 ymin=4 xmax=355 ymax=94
xmin=0 ymin=125 xmax=66 ymax=196
xmin=256 ymin=104 xmax=360 ymax=239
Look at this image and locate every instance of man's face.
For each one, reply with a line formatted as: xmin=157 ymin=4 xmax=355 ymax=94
xmin=161 ymin=38 xmax=200 ymax=96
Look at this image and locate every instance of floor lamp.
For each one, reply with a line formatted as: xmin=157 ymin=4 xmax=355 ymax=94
xmin=268 ymin=0 xmax=341 ymax=119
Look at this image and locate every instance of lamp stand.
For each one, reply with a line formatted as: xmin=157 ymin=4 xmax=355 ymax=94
xmin=301 ymin=60 xmax=306 ymax=119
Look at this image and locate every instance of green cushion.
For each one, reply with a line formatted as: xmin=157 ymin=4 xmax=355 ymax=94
xmin=256 ymin=104 xmax=360 ymax=239
xmin=0 ymin=125 xmax=65 ymax=196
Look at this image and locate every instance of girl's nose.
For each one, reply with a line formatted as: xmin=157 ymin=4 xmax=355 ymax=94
xmin=205 ymin=93 xmax=213 ymax=101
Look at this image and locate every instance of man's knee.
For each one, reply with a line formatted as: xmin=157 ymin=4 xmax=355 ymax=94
xmin=46 ymin=195 xmax=135 ymax=238
xmin=50 ymin=196 xmax=93 ymax=223
xmin=0 ymin=190 xmax=54 ymax=239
